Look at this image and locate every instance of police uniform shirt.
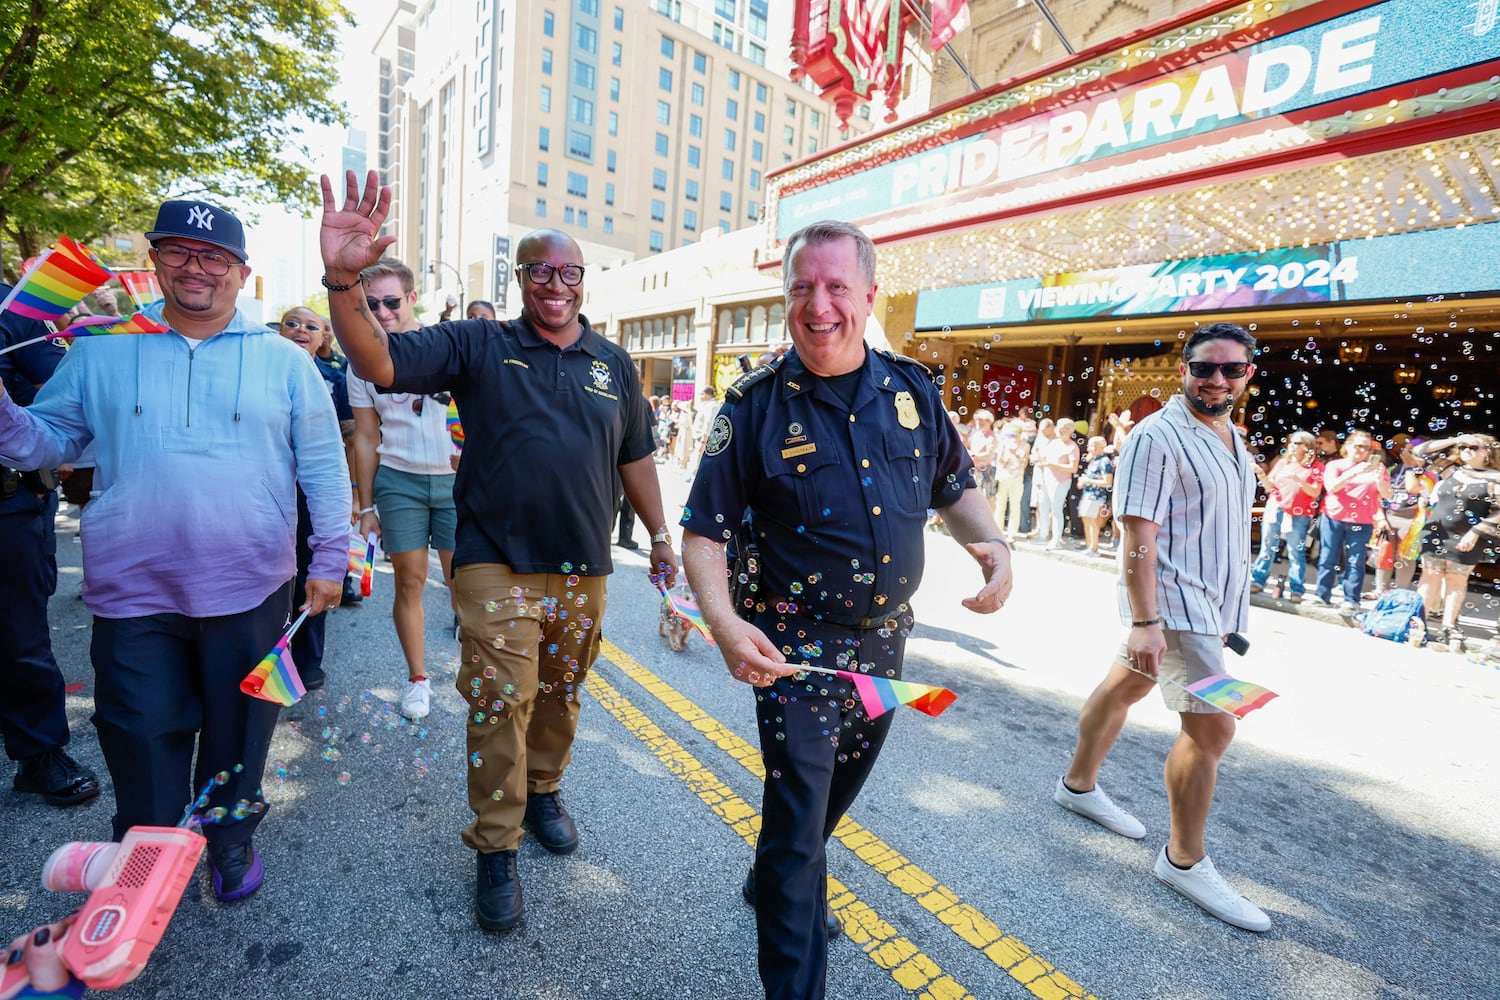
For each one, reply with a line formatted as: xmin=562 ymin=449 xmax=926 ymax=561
xmin=682 ymin=347 xmax=972 ymax=623
xmin=1111 ymin=393 xmax=1254 ymax=635
xmin=383 ymin=314 xmax=653 ymax=576
xmin=0 ymin=285 xmax=65 ymax=407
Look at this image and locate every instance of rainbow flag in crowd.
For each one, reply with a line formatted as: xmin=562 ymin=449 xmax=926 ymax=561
xmin=447 ymin=398 xmax=464 ymax=452
xmin=0 ymin=236 xmax=115 ymax=323
xmin=240 ymin=634 xmax=306 ymax=706
xmin=1182 ymin=674 xmax=1278 ymax=719
xmin=657 ymin=583 xmax=715 ymax=645
xmin=115 ymin=270 xmax=163 ymax=310
xmin=54 ymin=312 xmax=171 ymax=338
xmin=843 ymin=670 xmax=957 ymax=719
xmin=348 ymin=531 xmax=376 ymax=598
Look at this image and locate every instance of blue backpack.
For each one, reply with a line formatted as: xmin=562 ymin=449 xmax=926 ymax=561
xmin=1361 ymin=589 xmax=1425 ymax=643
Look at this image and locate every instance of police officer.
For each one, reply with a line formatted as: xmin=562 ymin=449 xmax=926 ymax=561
xmin=0 ymin=283 xmax=100 ymax=807
xmin=681 ymin=220 xmax=1014 ymax=1000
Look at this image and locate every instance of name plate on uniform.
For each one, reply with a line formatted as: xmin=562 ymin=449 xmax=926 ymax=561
xmin=781 ymin=443 xmax=817 ymax=459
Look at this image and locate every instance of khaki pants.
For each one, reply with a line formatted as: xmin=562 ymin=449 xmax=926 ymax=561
xmin=453 ymin=563 xmax=607 ymax=852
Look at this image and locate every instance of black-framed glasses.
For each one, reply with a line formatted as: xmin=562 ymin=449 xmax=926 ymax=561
xmin=153 ymin=244 xmax=234 ymax=276
xmin=366 ymin=296 xmax=405 ymax=313
xmin=411 ymin=392 xmax=452 ymax=416
xmin=280 ymin=319 xmax=323 ymax=332
xmin=1186 ymin=361 xmax=1252 ymax=379
xmin=517 ymin=262 xmax=585 ymax=286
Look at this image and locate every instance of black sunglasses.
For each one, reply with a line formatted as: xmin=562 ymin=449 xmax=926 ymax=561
xmin=366 ymin=296 xmax=405 ymax=313
xmin=411 ymin=392 xmax=452 ymax=416
xmin=280 ymin=319 xmax=323 ymax=331
xmin=1186 ymin=361 xmax=1252 ymax=379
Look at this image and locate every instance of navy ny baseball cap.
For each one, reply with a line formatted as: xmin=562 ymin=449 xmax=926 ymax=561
xmin=145 ymin=200 xmax=249 ymax=262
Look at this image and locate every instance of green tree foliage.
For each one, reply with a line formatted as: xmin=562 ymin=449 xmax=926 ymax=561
xmin=0 ymin=0 xmax=352 ymax=279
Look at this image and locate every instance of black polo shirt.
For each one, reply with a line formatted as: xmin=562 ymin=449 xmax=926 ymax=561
xmin=681 ymin=347 xmax=972 ymax=623
xmin=384 ymin=314 xmax=653 ymax=576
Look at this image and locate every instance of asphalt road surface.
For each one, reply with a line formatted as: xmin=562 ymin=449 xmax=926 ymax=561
xmin=3 ymin=488 xmax=1497 ymax=1000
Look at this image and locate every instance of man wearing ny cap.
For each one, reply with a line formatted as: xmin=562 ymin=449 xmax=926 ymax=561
xmin=0 ymin=199 xmax=350 ymax=902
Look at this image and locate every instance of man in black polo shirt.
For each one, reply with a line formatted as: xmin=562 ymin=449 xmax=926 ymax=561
xmin=318 ymin=171 xmax=678 ymax=933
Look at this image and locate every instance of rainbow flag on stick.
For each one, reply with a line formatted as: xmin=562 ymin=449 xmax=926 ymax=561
xmin=1182 ymin=674 xmax=1278 ymax=719
xmin=799 ymin=666 xmax=957 ymax=719
xmin=446 ymin=398 xmax=464 ymax=452
xmin=240 ymin=610 xmax=310 ymax=706
xmin=0 ymin=236 xmax=114 ymax=323
xmin=55 ymin=312 xmax=171 ymax=338
xmin=656 ymin=582 xmax=715 ymax=646
xmin=347 ymin=530 xmax=376 ymax=598
xmin=115 ymin=270 xmax=163 ymax=310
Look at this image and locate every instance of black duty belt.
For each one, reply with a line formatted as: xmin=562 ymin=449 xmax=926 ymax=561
xmin=753 ymin=596 xmax=907 ymax=631
xmin=0 ymin=466 xmax=56 ymax=498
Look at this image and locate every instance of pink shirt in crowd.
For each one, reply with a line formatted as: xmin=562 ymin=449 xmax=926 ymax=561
xmin=1321 ymin=457 xmax=1387 ymax=523
xmin=1043 ymin=436 xmax=1080 ymax=486
xmin=1268 ymin=459 xmax=1324 ymax=517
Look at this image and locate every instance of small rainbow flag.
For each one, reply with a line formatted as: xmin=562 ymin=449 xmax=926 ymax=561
xmin=116 ymin=270 xmax=163 ymax=310
xmin=1182 ymin=674 xmax=1278 ymax=719
xmin=657 ymin=583 xmax=715 ymax=646
xmin=53 ymin=312 xmax=171 ymax=338
xmin=0 ymin=236 xmax=114 ymax=323
xmin=843 ymin=670 xmax=957 ymax=719
xmin=447 ymin=398 xmax=464 ymax=451
xmin=347 ymin=531 xmax=376 ymax=597
xmin=240 ymin=635 xmax=306 ymax=706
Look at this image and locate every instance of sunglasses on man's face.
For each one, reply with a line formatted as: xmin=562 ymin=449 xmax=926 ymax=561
xmin=411 ymin=392 xmax=452 ymax=416
xmin=367 ymin=296 xmax=405 ymax=313
xmin=1186 ymin=361 xmax=1252 ymax=379
xmin=280 ymin=319 xmax=323 ymax=332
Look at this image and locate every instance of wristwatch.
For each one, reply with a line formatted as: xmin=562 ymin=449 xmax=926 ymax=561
xmin=650 ymin=528 xmax=672 ymax=545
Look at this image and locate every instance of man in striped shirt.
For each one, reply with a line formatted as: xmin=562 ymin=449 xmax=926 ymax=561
xmin=1052 ymin=322 xmax=1270 ymax=932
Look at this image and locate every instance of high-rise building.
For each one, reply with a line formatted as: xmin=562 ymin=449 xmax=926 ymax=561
xmin=370 ymin=0 xmax=863 ymax=315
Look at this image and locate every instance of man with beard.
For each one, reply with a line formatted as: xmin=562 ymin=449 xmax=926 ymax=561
xmin=1051 ymin=322 xmax=1270 ymax=932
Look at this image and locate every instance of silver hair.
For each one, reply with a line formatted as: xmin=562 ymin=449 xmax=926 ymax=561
xmin=782 ymin=220 xmax=876 ymax=296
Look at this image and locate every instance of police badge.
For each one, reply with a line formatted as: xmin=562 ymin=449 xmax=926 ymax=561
xmin=894 ymin=390 xmax=920 ymax=429
xmin=705 ymin=413 xmax=732 ymax=456
xmin=589 ymin=360 xmax=612 ymax=390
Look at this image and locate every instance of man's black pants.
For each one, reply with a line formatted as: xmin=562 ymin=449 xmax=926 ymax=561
xmin=90 ymin=581 xmax=292 ymax=844
xmin=0 ymin=488 xmax=69 ymax=761
xmin=751 ymin=611 xmax=906 ymax=1000
xmin=292 ymin=488 xmax=327 ymax=679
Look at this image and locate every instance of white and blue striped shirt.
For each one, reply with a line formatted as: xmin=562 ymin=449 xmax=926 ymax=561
xmin=1113 ymin=394 xmax=1254 ymax=635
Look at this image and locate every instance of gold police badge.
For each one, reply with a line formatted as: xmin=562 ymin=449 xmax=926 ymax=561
xmin=894 ymin=391 xmax=920 ymax=429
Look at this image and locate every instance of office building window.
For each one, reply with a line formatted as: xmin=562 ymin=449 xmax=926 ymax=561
xmin=687 ymin=145 xmax=700 ymax=167
xmin=689 ymin=113 xmax=703 ymax=137
xmin=539 ymin=126 xmax=550 ymax=150
xmin=751 ymin=140 xmax=762 ymax=162
xmin=657 ymin=101 xmax=671 ymax=125
xmin=721 ymin=158 xmax=734 ymax=180
xmin=536 ymin=197 xmax=547 ymax=216
xmin=810 ymin=109 xmax=821 ymax=129
xmin=691 ymin=83 xmax=704 ymax=106
xmin=614 ymin=7 xmax=624 ymax=29
xmin=605 ymin=182 xmax=615 ymax=205
xmin=726 ymin=98 xmax=738 ymax=120
xmin=753 ymin=111 xmax=764 ymax=132
xmin=713 ymin=23 xmax=734 ymax=49
xmin=749 ymin=168 xmax=761 ymax=189
xmin=537 ymin=162 xmax=549 ymax=185
xmin=685 ymin=179 xmax=699 ymax=201
xmin=564 ymin=206 xmax=575 ymax=224
xmin=806 ymin=136 xmax=816 ymax=155
xmin=719 ymin=191 xmax=732 ymax=211
xmin=684 ymin=209 xmax=697 ymax=231
xmin=578 ymin=210 xmax=588 ymax=227
xmin=570 ymin=96 xmax=594 ymax=124
xmin=723 ymin=129 xmax=736 ymax=151
xmin=694 ymin=52 xmax=706 ymax=73
xmin=568 ymin=130 xmax=593 ymax=159
xmin=603 ymin=216 xmax=614 ymax=234
xmin=542 ymin=49 xmax=553 ymax=74
xmin=786 ymin=97 xmax=796 ymax=116
xmin=655 ymin=133 xmax=669 ymax=155
xmin=607 ymin=149 xmax=618 ymax=171
xmin=544 ymin=11 xmax=554 ymax=35
xmin=651 ymin=199 xmax=666 ymax=221
xmin=748 ymin=0 xmax=767 ymax=40
xmin=574 ymin=61 xmax=596 ymax=89
xmin=661 ymin=36 xmax=674 ymax=57
xmin=610 ymin=77 xmax=620 ymax=100
xmin=612 ymin=41 xmax=622 ymax=65
xmin=575 ymin=25 xmax=598 ymax=53
xmin=659 ymin=68 xmax=673 ymax=91
xmin=716 ymin=0 xmax=735 ymax=17
xmin=747 ymin=200 xmax=758 ymax=220
xmin=649 ymin=231 xmax=664 ymax=252
xmin=727 ymin=69 xmax=740 ymax=90
xmin=541 ymin=86 xmax=552 ymax=112
xmin=567 ymin=171 xmax=588 ymax=196
xmin=608 ymin=111 xmax=619 ymax=135
xmin=783 ymin=125 xmax=794 ymax=143
xmin=719 ymin=220 xmax=731 ymax=233
xmin=755 ymin=83 xmax=767 ymax=103
xmin=652 ymin=168 xmax=667 ymax=190
xmin=579 ymin=0 xmax=599 ymax=14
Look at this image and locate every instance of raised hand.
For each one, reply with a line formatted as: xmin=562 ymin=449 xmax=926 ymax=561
xmin=319 ymin=170 xmax=397 ymax=275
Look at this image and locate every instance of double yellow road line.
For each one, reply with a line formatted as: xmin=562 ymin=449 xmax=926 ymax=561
xmin=591 ymin=639 xmax=1096 ymax=1000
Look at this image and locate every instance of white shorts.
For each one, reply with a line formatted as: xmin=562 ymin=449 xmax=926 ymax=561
xmin=1115 ymin=630 xmax=1224 ymax=714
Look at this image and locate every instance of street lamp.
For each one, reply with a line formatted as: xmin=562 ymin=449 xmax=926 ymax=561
xmin=428 ymin=260 xmax=464 ymax=296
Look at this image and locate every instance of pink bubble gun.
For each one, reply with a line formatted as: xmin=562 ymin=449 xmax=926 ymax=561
xmin=1 ymin=826 xmax=205 ymax=995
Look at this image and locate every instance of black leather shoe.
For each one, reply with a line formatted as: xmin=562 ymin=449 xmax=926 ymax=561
xmin=340 ymin=581 xmax=362 ymax=606
xmin=522 ymin=791 xmax=579 ymax=854
xmin=301 ymin=666 xmax=326 ymax=692
xmin=13 ymin=750 xmax=100 ymax=807
xmin=741 ymin=865 xmax=842 ymax=940
xmin=208 ymin=841 xmax=264 ymax=902
xmin=616 ymin=537 xmax=640 ymax=550
xmin=476 ymin=850 xmax=524 ymax=931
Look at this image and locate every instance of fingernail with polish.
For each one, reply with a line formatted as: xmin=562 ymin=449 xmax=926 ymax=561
xmin=7 ymin=948 xmax=23 ymax=966
xmin=32 ymin=927 xmax=50 ymax=946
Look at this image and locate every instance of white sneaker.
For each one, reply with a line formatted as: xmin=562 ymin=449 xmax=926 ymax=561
xmin=1053 ymin=776 xmax=1146 ymax=839
xmin=1153 ymin=846 xmax=1271 ymax=932
xmin=400 ymin=678 xmax=431 ymax=720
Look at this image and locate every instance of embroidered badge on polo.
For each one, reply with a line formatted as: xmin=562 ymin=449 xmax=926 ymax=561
xmin=590 ymin=359 xmax=612 ymax=390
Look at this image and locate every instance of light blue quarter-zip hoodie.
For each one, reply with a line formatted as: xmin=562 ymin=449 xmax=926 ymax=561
xmin=0 ymin=301 xmax=350 ymax=619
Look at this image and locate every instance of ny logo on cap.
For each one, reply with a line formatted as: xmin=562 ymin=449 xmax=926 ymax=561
xmin=186 ymin=205 xmax=214 ymax=230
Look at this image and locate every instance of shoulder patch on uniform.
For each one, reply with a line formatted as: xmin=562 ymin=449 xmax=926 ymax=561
xmin=704 ymin=413 xmax=733 ymax=456
xmin=725 ymin=356 xmax=782 ymax=400
xmin=877 ymin=348 xmax=934 ymax=378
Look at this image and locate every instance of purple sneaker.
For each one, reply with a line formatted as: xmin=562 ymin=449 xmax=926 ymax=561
xmin=210 ymin=843 xmax=264 ymax=902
